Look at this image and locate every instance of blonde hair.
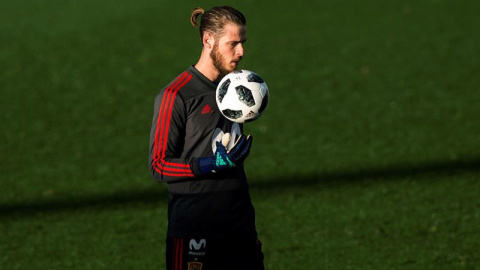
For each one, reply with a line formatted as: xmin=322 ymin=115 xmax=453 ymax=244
xmin=190 ymin=7 xmax=205 ymax=28
xmin=190 ymin=6 xmax=246 ymax=39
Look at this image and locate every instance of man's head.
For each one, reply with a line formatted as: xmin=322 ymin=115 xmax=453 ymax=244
xmin=191 ymin=6 xmax=247 ymax=79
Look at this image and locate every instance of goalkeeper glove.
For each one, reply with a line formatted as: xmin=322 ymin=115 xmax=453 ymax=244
xmin=197 ymin=133 xmax=253 ymax=175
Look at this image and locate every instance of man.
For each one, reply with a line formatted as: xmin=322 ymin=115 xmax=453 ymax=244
xmin=149 ymin=6 xmax=264 ymax=270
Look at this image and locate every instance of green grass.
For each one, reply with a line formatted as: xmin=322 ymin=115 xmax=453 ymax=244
xmin=1 ymin=0 xmax=479 ymax=269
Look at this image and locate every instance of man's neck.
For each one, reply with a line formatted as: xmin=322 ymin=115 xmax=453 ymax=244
xmin=194 ymin=51 xmax=220 ymax=82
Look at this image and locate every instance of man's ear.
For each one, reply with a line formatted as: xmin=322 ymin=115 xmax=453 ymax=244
xmin=203 ymin=32 xmax=215 ymax=49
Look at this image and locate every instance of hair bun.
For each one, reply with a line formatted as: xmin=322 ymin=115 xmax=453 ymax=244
xmin=190 ymin=7 xmax=205 ymax=27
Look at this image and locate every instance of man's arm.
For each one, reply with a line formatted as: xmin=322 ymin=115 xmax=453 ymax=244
xmin=149 ymin=77 xmax=195 ymax=182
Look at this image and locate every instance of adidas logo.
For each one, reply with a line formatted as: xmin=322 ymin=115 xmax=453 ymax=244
xmin=201 ymin=104 xmax=214 ymax=115
xmin=246 ymin=110 xmax=256 ymax=118
xmin=216 ymin=152 xmax=227 ymax=166
xmin=215 ymin=152 xmax=235 ymax=167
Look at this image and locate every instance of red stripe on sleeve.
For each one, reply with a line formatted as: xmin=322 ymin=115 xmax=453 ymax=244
xmin=161 ymin=74 xmax=193 ymax=168
xmin=153 ymin=72 xmax=195 ymax=178
xmin=153 ymin=72 xmax=188 ymax=164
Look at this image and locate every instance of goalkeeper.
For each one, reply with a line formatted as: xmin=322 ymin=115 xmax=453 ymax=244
xmin=148 ymin=5 xmax=264 ymax=270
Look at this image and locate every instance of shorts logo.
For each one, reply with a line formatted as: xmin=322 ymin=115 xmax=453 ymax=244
xmin=188 ymin=261 xmax=203 ymax=270
xmin=189 ymin=239 xmax=206 ymax=256
xmin=189 ymin=239 xmax=206 ymax=250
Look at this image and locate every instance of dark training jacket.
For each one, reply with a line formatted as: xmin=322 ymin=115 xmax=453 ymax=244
xmin=149 ymin=66 xmax=257 ymax=238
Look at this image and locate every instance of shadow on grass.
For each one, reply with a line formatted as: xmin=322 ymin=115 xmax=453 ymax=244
xmin=1 ymin=156 xmax=479 ymax=219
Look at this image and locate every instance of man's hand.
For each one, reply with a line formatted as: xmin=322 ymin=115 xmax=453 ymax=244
xmin=197 ymin=133 xmax=253 ymax=175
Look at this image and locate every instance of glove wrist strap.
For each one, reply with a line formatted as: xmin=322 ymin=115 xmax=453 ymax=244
xmin=197 ymin=156 xmax=215 ymax=175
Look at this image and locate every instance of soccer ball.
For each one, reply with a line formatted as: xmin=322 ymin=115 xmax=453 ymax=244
xmin=216 ymin=70 xmax=269 ymax=123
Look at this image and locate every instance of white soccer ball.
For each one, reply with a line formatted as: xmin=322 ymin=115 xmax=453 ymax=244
xmin=216 ymin=70 xmax=269 ymax=123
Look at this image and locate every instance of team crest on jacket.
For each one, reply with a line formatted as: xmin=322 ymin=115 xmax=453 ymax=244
xmin=188 ymin=261 xmax=203 ymax=270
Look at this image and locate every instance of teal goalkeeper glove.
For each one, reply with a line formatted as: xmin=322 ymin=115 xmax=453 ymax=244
xmin=197 ymin=134 xmax=253 ymax=175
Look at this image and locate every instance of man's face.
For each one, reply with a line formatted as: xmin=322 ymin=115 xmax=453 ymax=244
xmin=210 ymin=23 xmax=247 ymax=77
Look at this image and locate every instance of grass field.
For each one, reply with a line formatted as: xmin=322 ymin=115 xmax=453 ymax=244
xmin=1 ymin=0 xmax=479 ymax=269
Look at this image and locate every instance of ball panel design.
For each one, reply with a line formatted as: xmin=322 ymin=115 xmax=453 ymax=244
xmin=218 ymin=79 xmax=230 ymax=103
xmin=247 ymin=73 xmax=264 ymax=84
xmin=258 ymin=90 xmax=269 ymax=115
xmin=222 ymin=109 xmax=243 ymax=120
xmin=260 ymin=82 xmax=268 ymax=97
xmin=235 ymin=85 xmax=256 ymax=107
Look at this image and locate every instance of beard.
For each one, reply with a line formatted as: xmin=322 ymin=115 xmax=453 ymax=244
xmin=210 ymin=42 xmax=235 ymax=78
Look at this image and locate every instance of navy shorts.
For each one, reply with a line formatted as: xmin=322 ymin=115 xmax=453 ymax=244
xmin=166 ymin=234 xmax=264 ymax=270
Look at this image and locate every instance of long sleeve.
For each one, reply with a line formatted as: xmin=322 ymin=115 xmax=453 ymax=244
xmin=149 ymin=72 xmax=195 ymax=182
